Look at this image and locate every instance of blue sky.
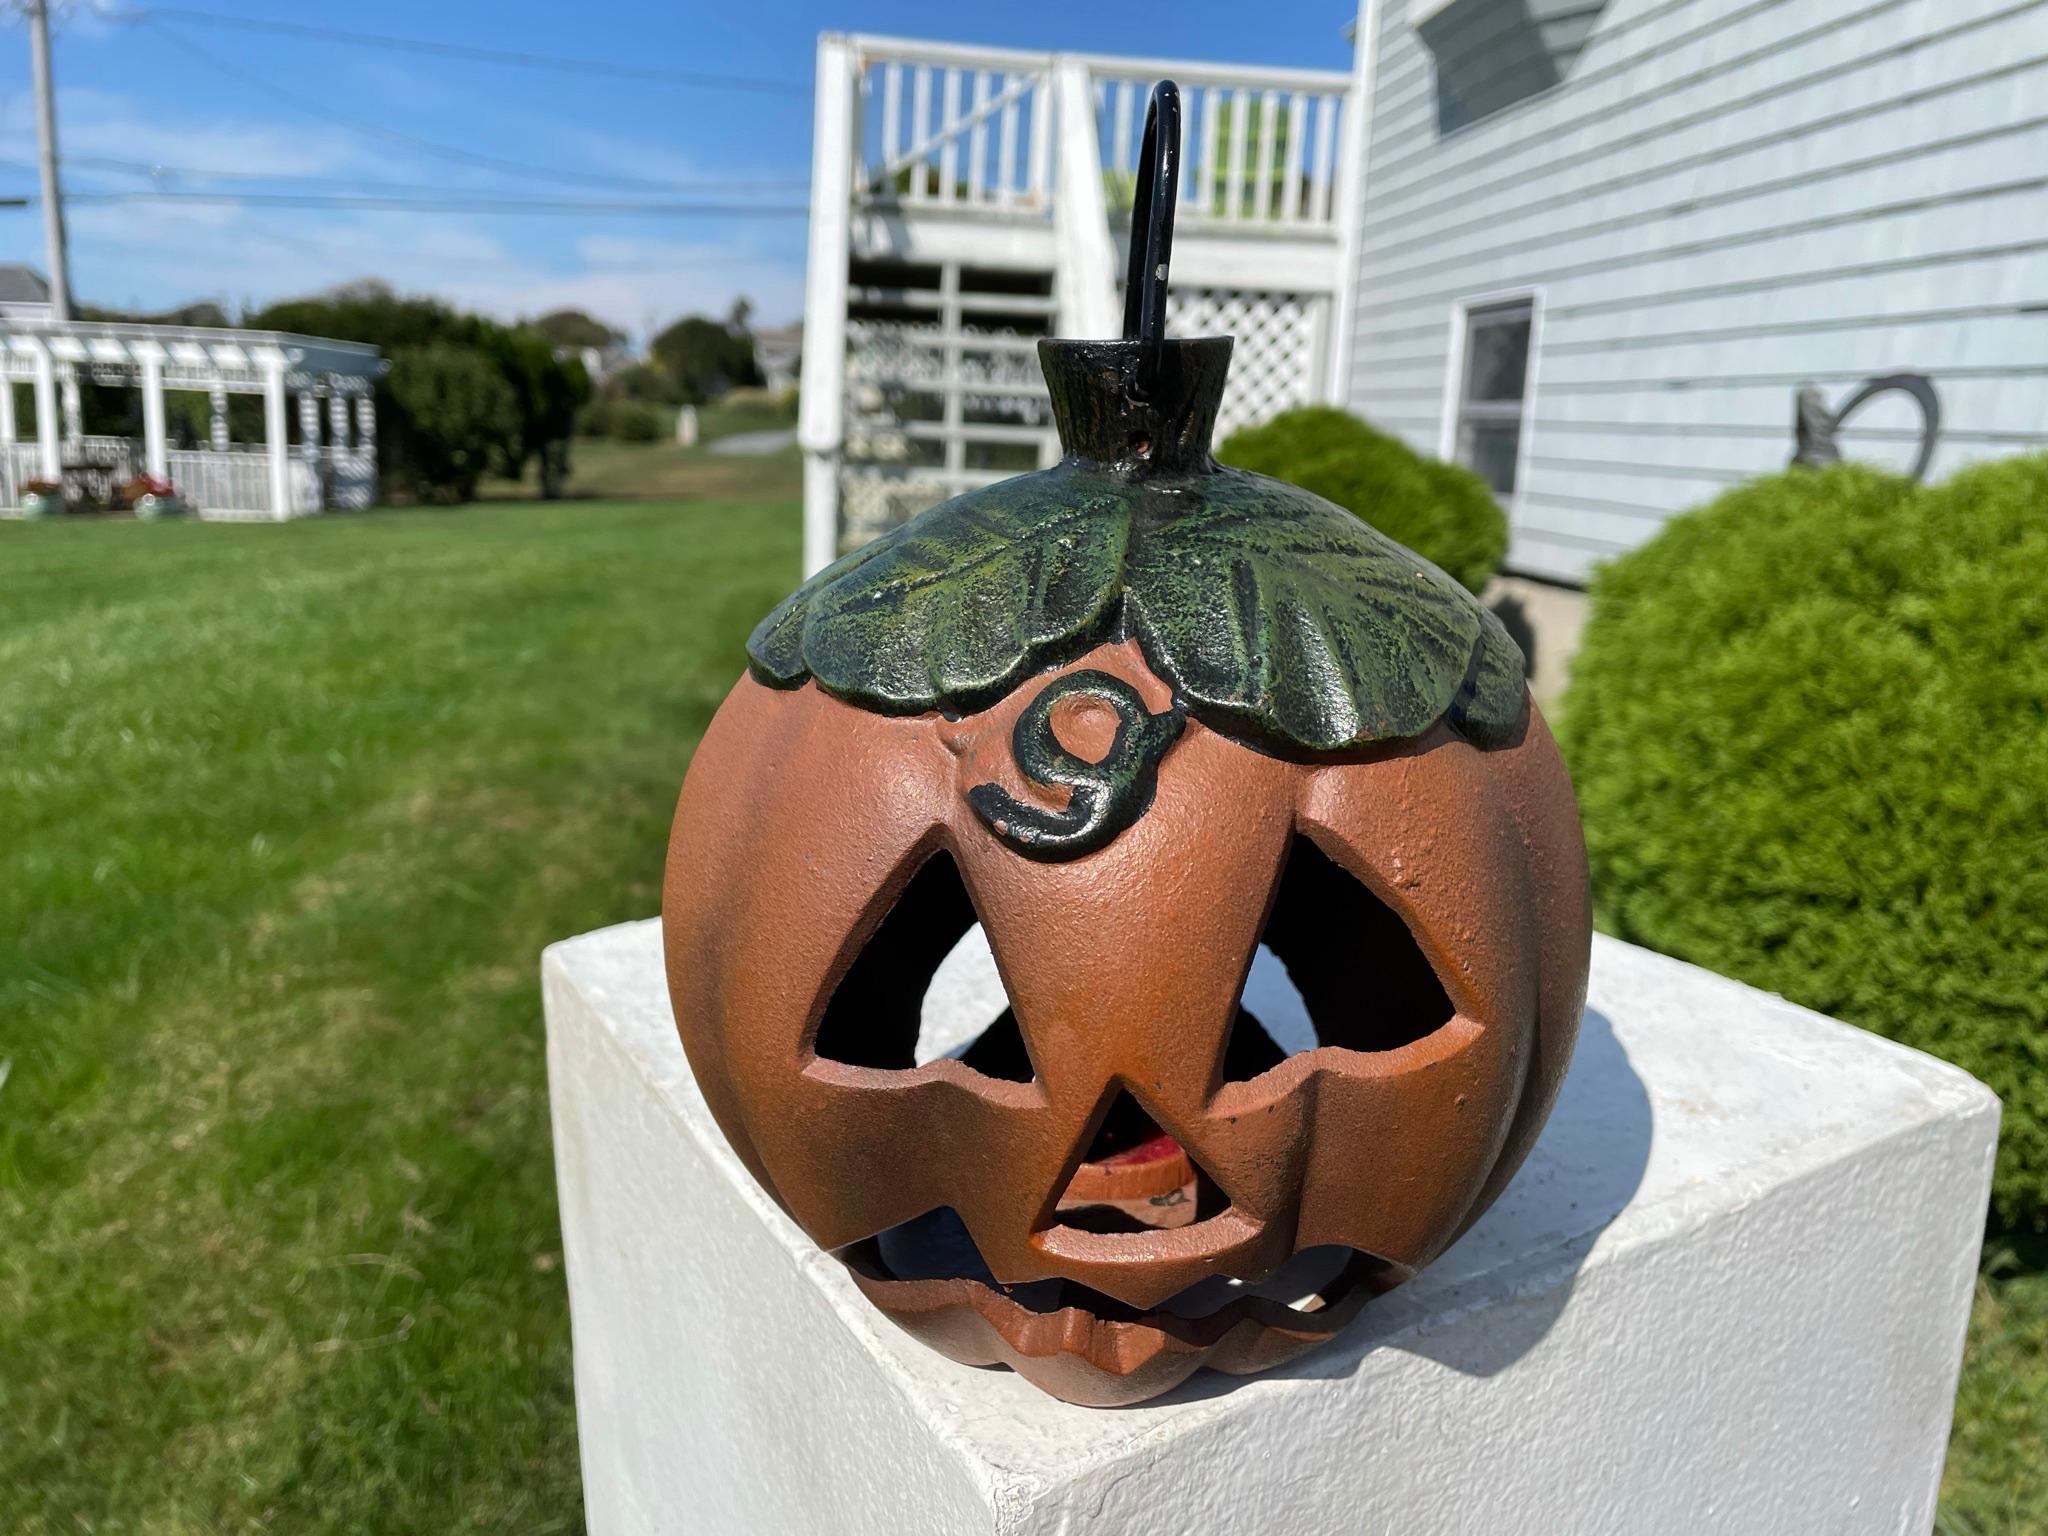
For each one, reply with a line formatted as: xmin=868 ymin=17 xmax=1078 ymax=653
xmin=0 ymin=2 xmax=1355 ymax=342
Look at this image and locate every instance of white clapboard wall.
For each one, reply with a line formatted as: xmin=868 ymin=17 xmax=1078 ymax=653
xmin=1347 ymin=0 xmax=2048 ymax=583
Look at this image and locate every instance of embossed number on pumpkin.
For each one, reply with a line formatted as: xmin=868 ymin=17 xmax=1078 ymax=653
xmin=968 ymin=670 xmax=1186 ymax=860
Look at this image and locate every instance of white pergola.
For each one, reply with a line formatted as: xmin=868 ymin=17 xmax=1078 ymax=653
xmin=0 ymin=319 xmax=385 ymax=519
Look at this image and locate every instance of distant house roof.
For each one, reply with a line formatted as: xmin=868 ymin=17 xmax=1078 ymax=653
xmin=754 ymin=323 xmax=802 ymax=377
xmin=0 ymin=265 xmax=51 ymax=306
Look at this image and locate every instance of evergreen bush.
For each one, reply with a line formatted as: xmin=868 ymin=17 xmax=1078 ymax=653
xmin=383 ymin=345 xmax=518 ymax=504
xmin=1562 ymin=458 xmax=2048 ymax=1229
xmin=608 ymin=402 xmax=662 ymax=443
xmin=1218 ymin=406 xmax=1508 ymax=592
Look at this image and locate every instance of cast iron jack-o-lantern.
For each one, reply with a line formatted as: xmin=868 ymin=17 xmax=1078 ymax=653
xmin=665 ymin=85 xmax=1590 ymax=1407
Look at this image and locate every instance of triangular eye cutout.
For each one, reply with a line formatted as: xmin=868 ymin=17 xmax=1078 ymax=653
xmin=1047 ymin=1088 xmax=1230 ymax=1235
xmin=915 ymin=925 xmax=1034 ymax=1082
xmin=1223 ymin=835 xmax=1456 ymax=1080
xmin=812 ymin=853 xmax=1036 ymax=1083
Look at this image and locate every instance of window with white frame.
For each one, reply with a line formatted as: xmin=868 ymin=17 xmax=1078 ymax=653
xmin=1453 ymin=298 xmax=1533 ymax=499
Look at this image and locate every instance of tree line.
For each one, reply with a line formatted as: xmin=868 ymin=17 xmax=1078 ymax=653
xmin=53 ymin=284 xmax=776 ymax=504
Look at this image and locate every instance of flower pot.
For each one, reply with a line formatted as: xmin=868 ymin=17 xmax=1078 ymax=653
xmin=135 ymin=493 xmax=187 ymax=520
xmin=19 ymin=491 xmax=64 ymax=519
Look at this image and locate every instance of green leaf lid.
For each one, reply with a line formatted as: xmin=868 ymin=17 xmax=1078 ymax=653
xmin=747 ymin=334 xmax=1527 ymax=755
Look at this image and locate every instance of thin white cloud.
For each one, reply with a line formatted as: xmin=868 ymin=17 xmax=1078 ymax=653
xmin=0 ymin=86 xmax=373 ymax=181
xmin=11 ymin=86 xmax=806 ymax=333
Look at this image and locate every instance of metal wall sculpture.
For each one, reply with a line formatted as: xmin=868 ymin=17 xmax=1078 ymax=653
xmin=1791 ymin=373 xmax=1942 ymax=482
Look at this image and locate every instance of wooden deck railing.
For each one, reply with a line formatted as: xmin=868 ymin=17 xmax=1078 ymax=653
xmin=848 ymin=36 xmax=1350 ymax=231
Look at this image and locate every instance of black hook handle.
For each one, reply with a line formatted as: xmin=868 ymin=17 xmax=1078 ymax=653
xmin=1120 ymin=80 xmax=1182 ymax=400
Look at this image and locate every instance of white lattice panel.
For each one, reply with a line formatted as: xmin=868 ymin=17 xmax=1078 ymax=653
xmin=840 ymin=471 xmax=1005 ymax=551
xmin=838 ymin=294 xmax=1325 ymax=550
xmin=842 ymin=314 xmax=1056 ymax=547
xmin=1166 ymin=289 xmax=1323 ymax=443
xmin=844 ymin=321 xmax=1047 ymax=388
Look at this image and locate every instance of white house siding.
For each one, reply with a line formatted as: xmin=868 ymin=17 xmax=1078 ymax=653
xmin=1345 ymin=0 xmax=2048 ymax=583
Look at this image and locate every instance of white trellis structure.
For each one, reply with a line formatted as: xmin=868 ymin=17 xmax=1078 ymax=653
xmin=0 ymin=319 xmax=384 ymax=519
xmin=799 ymin=33 xmax=1364 ymax=571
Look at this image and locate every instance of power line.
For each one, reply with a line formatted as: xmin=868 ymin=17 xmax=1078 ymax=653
xmin=57 ymin=188 xmax=809 ymax=217
xmin=139 ymin=18 xmax=777 ymax=196
xmin=117 ymin=6 xmax=811 ymax=96
xmin=0 ymin=151 xmax=809 ymax=197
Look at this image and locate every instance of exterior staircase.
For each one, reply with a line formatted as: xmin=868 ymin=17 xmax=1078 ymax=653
xmin=800 ymin=34 xmax=1361 ymax=572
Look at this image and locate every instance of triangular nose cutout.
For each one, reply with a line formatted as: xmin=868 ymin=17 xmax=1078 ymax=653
xmin=1049 ymin=1088 xmax=1228 ymax=1235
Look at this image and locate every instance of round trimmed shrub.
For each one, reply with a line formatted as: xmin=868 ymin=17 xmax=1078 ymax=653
xmin=1562 ymin=458 xmax=2048 ymax=1230
xmin=1218 ymin=406 xmax=1509 ymax=592
xmin=608 ymin=402 xmax=662 ymax=443
xmin=576 ymin=398 xmax=615 ymax=439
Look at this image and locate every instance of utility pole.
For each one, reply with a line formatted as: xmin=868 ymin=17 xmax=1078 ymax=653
xmin=27 ymin=0 xmax=71 ymax=321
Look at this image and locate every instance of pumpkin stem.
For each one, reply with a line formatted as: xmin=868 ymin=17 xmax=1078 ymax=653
xmin=1039 ymin=336 xmax=1233 ymax=475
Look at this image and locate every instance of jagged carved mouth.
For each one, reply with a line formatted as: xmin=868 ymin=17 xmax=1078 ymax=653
xmin=839 ymin=1205 xmax=1392 ymax=1344
xmin=834 ymin=1011 xmax=1403 ymax=1347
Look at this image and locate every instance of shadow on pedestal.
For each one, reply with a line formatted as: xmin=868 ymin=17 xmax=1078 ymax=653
xmin=1156 ymin=1006 xmax=1652 ymax=1404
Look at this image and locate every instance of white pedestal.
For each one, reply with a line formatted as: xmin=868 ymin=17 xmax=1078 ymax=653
xmin=543 ymin=921 xmax=1997 ymax=1536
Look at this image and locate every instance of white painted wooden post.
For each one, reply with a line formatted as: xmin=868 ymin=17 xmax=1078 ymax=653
xmin=209 ymin=383 xmax=229 ymax=449
xmin=354 ymin=393 xmax=376 ymax=454
xmin=328 ymin=391 xmax=350 ymax=451
xmin=139 ymin=347 xmax=168 ymax=479
xmin=300 ymin=390 xmax=324 ymax=513
xmin=262 ymin=351 xmax=291 ymax=519
xmin=1052 ymin=57 xmax=1119 ymax=340
xmin=799 ymin=33 xmax=857 ymax=577
xmin=32 ymin=341 xmax=59 ymax=479
xmin=0 ymin=369 xmax=15 ymax=503
xmin=58 ymin=366 xmax=81 ymax=450
xmin=1328 ymin=0 xmax=1381 ymax=403
xmin=59 ymin=367 xmax=81 ymax=451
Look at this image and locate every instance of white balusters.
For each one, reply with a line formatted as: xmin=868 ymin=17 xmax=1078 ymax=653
xmin=939 ymin=69 xmax=962 ymax=202
xmin=968 ymin=71 xmax=990 ymax=202
xmin=1312 ymin=93 xmax=1339 ymax=224
xmin=1225 ymin=87 xmax=1250 ymax=221
xmin=1027 ymin=71 xmax=1052 ymax=208
xmin=851 ymin=44 xmax=1346 ymax=227
xmin=1200 ymin=85 xmax=1221 ymax=219
xmin=1253 ymin=89 xmax=1279 ymax=220
xmin=1282 ymin=92 xmax=1307 ymax=222
xmin=881 ymin=62 xmax=903 ymax=184
xmin=997 ymin=74 xmax=1019 ymax=207
xmin=908 ymin=65 xmax=932 ymax=202
xmin=1111 ymin=78 xmax=1135 ymax=182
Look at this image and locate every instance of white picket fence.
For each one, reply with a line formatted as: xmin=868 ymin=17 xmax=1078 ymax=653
xmin=0 ymin=440 xmax=375 ymax=517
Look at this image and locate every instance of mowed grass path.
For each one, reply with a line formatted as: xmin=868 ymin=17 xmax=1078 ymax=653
xmin=1 ymin=489 xmax=795 ymax=1530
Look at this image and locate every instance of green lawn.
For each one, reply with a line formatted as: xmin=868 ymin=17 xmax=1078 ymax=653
xmin=2 ymin=453 xmax=2042 ymax=1530
xmin=1945 ymin=1235 xmax=2048 ymax=1534
xmin=489 ymin=422 xmax=798 ymax=506
xmin=1 ymin=480 xmax=796 ymax=1531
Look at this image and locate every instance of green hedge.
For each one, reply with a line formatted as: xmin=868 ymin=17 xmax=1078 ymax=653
xmin=1218 ymin=406 xmax=1508 ymax=592
xmin=1562 ymin=458 xmax=2048 ymax=1229
xmin=577 ymin=399 xmax=662 ymax=442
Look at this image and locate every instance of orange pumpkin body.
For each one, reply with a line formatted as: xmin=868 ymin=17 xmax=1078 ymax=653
xmin=665 ymin=635 xmax=1588 ymax=1405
